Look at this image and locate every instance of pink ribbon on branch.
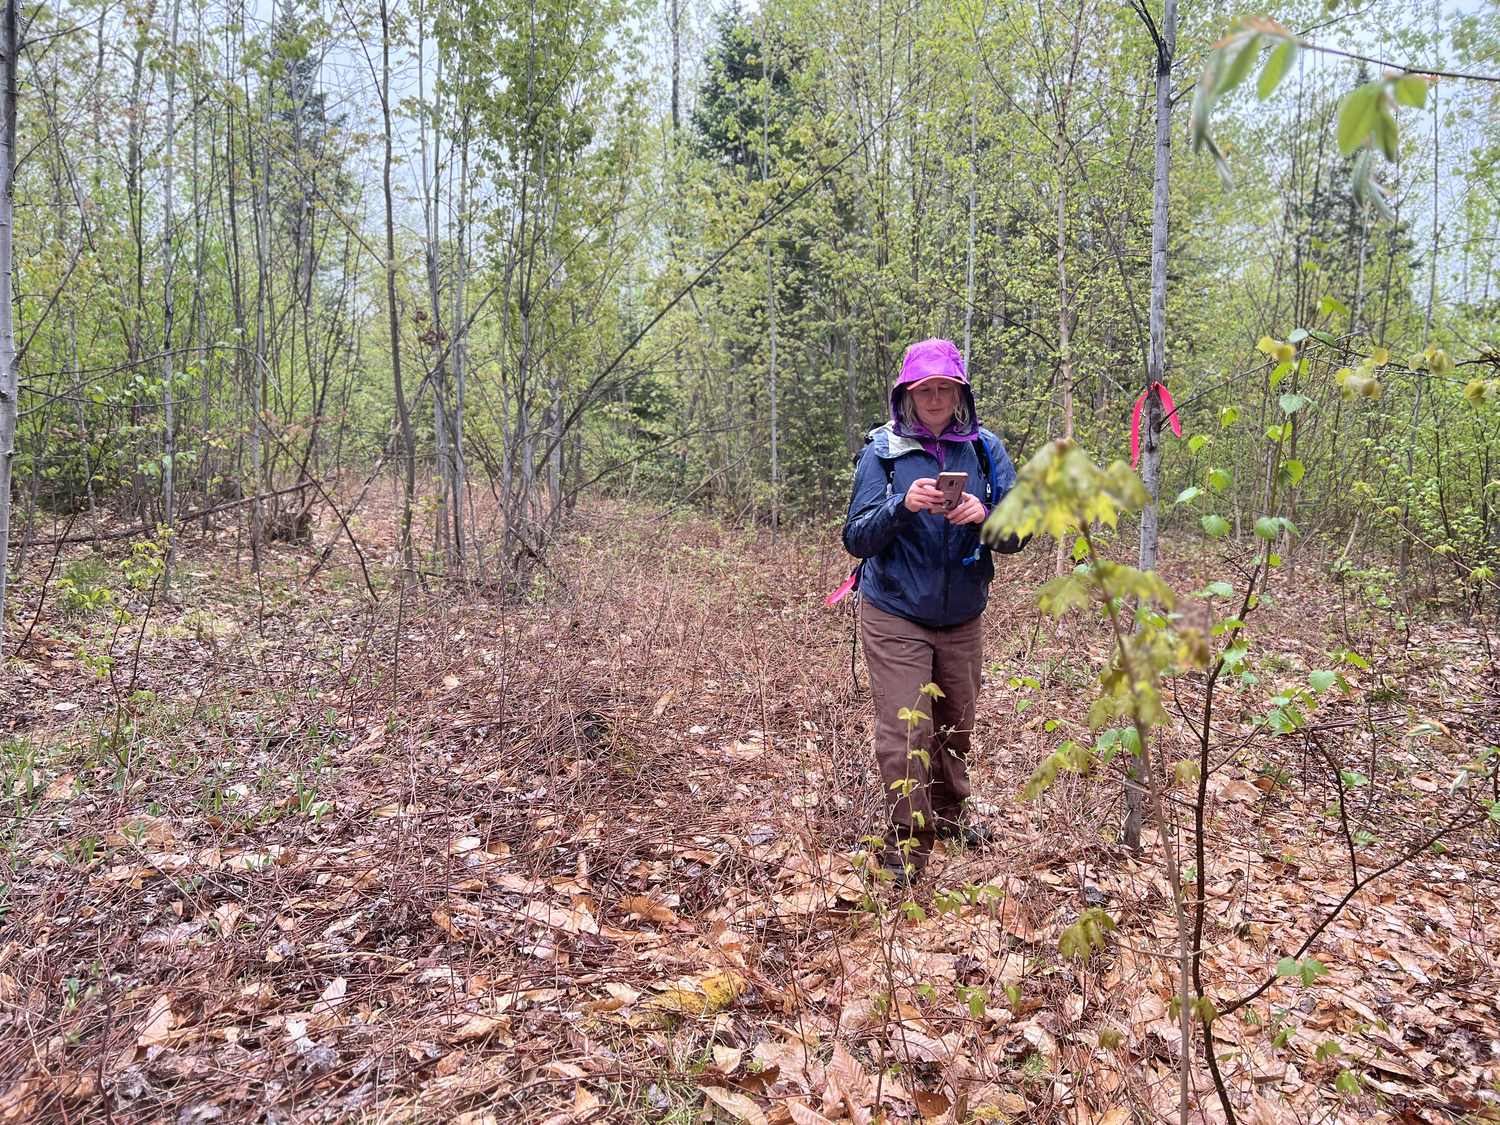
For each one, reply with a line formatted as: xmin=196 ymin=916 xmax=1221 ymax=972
xmin=1130 ymin=382 xmax=1182 ymax=469
xmin=825 ymin=569 xmax=859 ymax=607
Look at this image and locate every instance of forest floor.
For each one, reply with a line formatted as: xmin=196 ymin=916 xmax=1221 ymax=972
xmin=2 ymin=495 xmax=1499 ymax=1125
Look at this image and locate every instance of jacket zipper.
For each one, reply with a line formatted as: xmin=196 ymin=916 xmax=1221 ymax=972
xmin=941 ymin=508 xmax=951 ymax=619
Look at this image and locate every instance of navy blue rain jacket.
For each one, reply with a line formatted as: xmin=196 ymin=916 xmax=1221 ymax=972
xmin=842 ymin=423 xmax=1017 ymax=629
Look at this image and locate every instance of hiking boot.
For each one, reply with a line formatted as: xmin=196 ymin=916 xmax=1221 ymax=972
xmin=937 ymin=822 xmax=994 ymax=848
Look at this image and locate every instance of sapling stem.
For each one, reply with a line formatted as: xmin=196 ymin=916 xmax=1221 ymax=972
xmin=1080 ymin=523 xmax=1193 ymax=1125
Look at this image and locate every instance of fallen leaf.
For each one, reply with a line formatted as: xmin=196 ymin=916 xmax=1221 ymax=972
xmin=722 ymin=740 xmax=764 ymax=761
xmin=212 ymin=903 xmax=243 ymax=937
xmin=0 ymin=1077 xmax=37 ymax=1121
xmin=313 ymin=976 xmax=347 ymax=1013
xmin=972 ymin=1087 xmax=1027 ymax=1116
xmin=619 ymin=895 xmax=678 ymax=925
xmin=788 ymin=1101 xmax=835 ymax=1125
xmin=651 ymin=972 xmax=741 ymax=1015
xmin=713 ymin=1044 xmax=744 ymax=1072
xmin=732 ymin=1065 xmax=780 ymax=1094
xmin=1219 ymin=779 xmax=1263 ymax=803
xmin=574 ymin=1084 xmax=601 ymax=1114
xmin=443 ymin=674 xmax=460 ymax=689
xmin=448 ymin=1014 xmax=511 ymax=1043
xmin=701 ymin=1085 xmax=768 ymax=1125
xmin=137 ymin=993 xmax=176 ymax=1048
xmin=43 ymin=773 xmax=78 ymax=800
xmin=1093 ymin=1108 xmax=1129 ymax=1125
xmin=914 ymin=1090 xmax=950 ymax=1120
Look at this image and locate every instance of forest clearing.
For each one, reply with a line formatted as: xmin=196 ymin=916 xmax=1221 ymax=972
xmin=3 ymin=0 xmax=1500 ymax=1121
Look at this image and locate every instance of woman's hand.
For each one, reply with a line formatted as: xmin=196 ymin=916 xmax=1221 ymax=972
xmin=947 ymin=492 xmax=987 ymax=525
xmin=903 ymin=478 xmax=946 ymax=513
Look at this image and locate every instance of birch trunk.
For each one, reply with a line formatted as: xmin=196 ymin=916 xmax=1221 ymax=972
xmin=0 ymin=0 xmax=16 ymax=628
xmin=162 ymin=0 xmax=182 ymax=588
xmin=380 ymin=0 xmax=416 ymax=575
xmin=1126 ymin=0 xmax=1175 ymax=854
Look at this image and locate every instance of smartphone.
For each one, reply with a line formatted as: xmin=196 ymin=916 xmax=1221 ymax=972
xmin=935 ymin=471 xmax=968 ymax=513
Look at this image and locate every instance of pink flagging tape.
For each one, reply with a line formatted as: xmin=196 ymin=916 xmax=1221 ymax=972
xmin=825 ymin=570 xmax=859 ymax=606
xmin=1130 ymin=382 xmax=1181 ymax=469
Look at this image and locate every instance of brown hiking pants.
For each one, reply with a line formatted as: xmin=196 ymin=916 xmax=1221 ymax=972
xmin=860 ymin=601 xmax=983 ymax=869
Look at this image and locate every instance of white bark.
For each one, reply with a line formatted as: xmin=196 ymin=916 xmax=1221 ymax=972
xmin=1137 ymin=0 xmax=1175 ymax=577
xmin=162 ymin=0 xmax=182 ymax=585
xmin=0 ymin=0 xmax=17 ymax=629
xmin=1126 ymin=0 xmax=1174 ymax=855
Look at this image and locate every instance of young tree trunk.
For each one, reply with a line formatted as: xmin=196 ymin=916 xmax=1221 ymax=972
xmin=670 ymin=0 xmax=680 ymax=134
xmin=1126 ymin=0 xmax=1175 ymax=853
xmin=162 ymin=0 xmax=182 ymax=589
xmin=964 ymin=79 xmax=976 ymax=370
xmin=761 ymin=28 xmax=778 ymax=540
xmin=0 ymin=0 xmax=16 ymax=628
xmin=380 ymin=0 xmax=416 ymax=575
xmin=452 ymin=110 xmax=470 ymax=573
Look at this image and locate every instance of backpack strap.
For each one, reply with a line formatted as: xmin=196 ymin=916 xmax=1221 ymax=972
xmin=855 ymin=427 xmax=898 ymax=497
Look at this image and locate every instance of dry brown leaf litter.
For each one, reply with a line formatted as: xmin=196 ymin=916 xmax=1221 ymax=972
xmin=0 ymin=499 xmax=1497 ymax=1124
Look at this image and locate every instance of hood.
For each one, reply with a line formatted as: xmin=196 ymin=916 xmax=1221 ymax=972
xmin=890 ymin=338 xmax=981 ymax=454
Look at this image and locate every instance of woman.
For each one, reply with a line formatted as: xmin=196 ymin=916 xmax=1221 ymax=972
xmin=842 ymin=338 xmax=1025 ymax=883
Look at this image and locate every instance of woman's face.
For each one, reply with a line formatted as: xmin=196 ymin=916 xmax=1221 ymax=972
xmin=910 ymin=379 xmax=960 ymax=434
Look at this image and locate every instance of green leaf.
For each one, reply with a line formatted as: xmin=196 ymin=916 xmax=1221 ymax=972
xmin=1205 ymin=581 xmax=1234 ymax=597
xmin=1255 ymin=517 xmax=1279 ymax=540
xmin=1220 ymin=405 xmax=1240 ymax=426
xmin=1279 ymin=393 xmax=1308 ymax=415
xmin=1257 ymin=38 xmax=1297 ymax=100
xmin=1352 ymin=149 xmax=1396 ymax=223
xmin=1022 ymin=753 xmax=1062 ymax=801
xmin=1287 ymin=328 xmax=1309 ymax=343
xmin=1265 ymin=708 xmax=1296 ymax=735
xmin=1035 ymin=575 xmax=1090 ymax=618
xmin=1338 ymin=81 xmax=1385 ymax=155
xmin=1319 ymin=295 xmax=1349 ymax=317
xmin=1201 ymin=514 xmax=1230 ymax=538
xmin=1308 ymin=670 xmax=1337 ymax=694
xmin=1392 ymin=75 xmax=1429 ymax=109
xmin=1269 ymin=362 xmax=1291 ymax=389
xmin=1276 ymin=956 xmax=1300 ymax=978
xmin=1175 ymin=486 xmax=1203 ymax=505
xmin=1188 ymin=434 xmax=1209 ymax=454
xmin=1373 ymin=103 xmax=1399 ymax=161
xmin=1219 ymin=33 xmax=1265 ymax=99
xmin=1308 ymin=328 xmax=1338 ymax=346
xmin=1316 ymin=1039 xmax=1344 ymax=1062
xmin=1334 ymin=1070 xmax=1361 ymax=1097
xmin=1298 ymin=957 xmax=1328 ymax=987
xmin=1340 ymin=770 xmax=1369 ymax=788
xmin=1207 ymin=468 xmax=1231 ymax=491
xmin=1197 ymin=130 xmax=1233 ymax=187
xmin=1284 ymin=459 xmax=1306 ymax=486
